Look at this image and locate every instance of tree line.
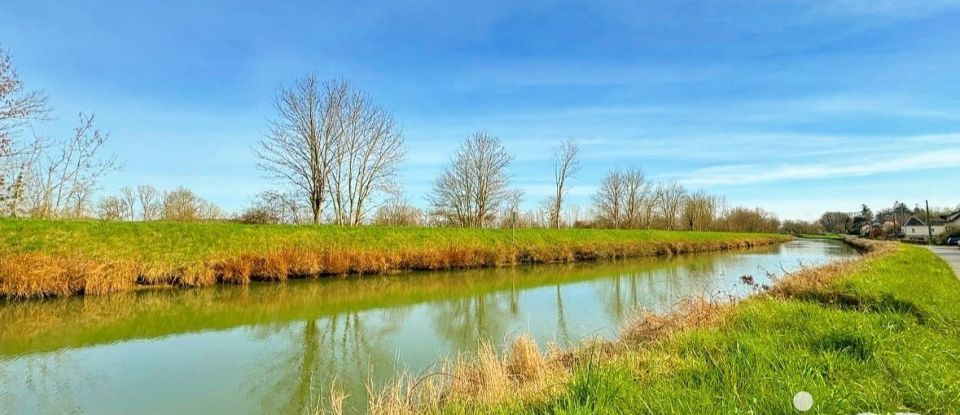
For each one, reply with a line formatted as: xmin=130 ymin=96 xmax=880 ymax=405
xmin=1 ymin=50 xmax=781 ymax=233
xmin=781 ymin=202 xmax=960 ymax=237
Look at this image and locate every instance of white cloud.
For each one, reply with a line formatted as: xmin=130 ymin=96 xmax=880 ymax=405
xmin=678 ymin=145 xmax=960 ymax=186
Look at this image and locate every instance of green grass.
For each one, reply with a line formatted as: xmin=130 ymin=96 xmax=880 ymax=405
xmin=447 ymin=244 xmax=960 ymax=414
xmin=0 ymin=219 xmax=788 ymax=298
xmin=0 ymin=219 xmax=782 ymax=263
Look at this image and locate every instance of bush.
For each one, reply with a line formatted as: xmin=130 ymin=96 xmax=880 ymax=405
xmin=237 ymin=207 xmax=280 ymax=225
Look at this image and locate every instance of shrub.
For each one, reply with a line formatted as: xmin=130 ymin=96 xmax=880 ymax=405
xmin=237 ymin=207 xmax=281 ymax=225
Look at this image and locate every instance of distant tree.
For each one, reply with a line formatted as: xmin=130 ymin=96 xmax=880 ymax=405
xmin=780 ymin=219 xmax=822 ymax=235
xmin=253 ymin=190 xmax=308 ymax=224
xmin=592 ymin=168 xmax=627 ymax=229
xmin=119 ymin=186 xmax=137 ymax=220
xmin=136 ymin=184 xmax=160 ymax=220
xmin=428 ymin=131 xmax=513 ymax=227
xmin=237 ymin=206 xmax=281 ymax=225
xmin=859 ymin=204 xmax=873 ymax=223
xmin=682 ymin=190 xmax=720 ymax=231
xmin=26 ymin=113 xmax=119 ymax=218
xmin=161 ymin=187 xmax=221 ymax=222
xmin=655 ymin=180 xmax=687 ymax=230
xmin=622 ymin=169 xmax=653 ymax=229
xmin=96 ymin=195 xmax=127 ymax=221
xmin=818 ymin=211 xmax=850 ymax=234
xmin=373 ymin=197 xmax=423 ymax=227
xmin=548 ymin=138 xmax=580 ymax=229
xmin=719 ymin=207 xmax=780 ymax=233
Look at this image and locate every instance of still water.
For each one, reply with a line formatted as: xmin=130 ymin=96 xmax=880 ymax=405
xmin=0 ymin=239 xmax=855 ymax=414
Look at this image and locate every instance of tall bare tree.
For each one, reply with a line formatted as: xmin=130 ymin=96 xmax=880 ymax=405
xmin=1 ymin=46 xmax=48 ymax=216
xmin=119 ymin=186 xmax=137 ymax=220
xmin=136 ymin=184 xmax=160 ymax=220
xmin=257 ymin=77 xmax=404 ymax=225
xmin=682 ymin=190 xmax=719 ymax=231
xmin=0 ymin=46 xmax=47 ymax=157
xmin=654 ymin=180 xmax=686 ymax=230
xmin=326 ymin=81 xmax=405 ymax=225
xmin=549 ymin=138 xmax=580 ymax=229
xmin=256 ymin=75 xmax=342 ymax=224
xmin=592 ymin=168 xmax=626 ymax=229
xmin=27 ymin=113 xmax=119 ymax=218
xmin=428 ymin=131 xmax=513 ymax=227
xmin=622 ymin=169 xmax=652 ymax=228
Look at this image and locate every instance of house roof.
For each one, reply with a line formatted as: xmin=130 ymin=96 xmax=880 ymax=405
xmin=942 ymin=209 xmax=960 ymax=223
xmin=904 ymin=216 xmax=947 ymax=226
xmin=903 ymin=217 xmax=926 ymax=226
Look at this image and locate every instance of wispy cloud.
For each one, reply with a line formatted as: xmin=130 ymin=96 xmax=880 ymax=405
xmin=678 ymin=141 xmax=960 ymax=186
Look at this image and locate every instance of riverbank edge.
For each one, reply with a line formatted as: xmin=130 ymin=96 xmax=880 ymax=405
xmin=369 ymin=238 xmax=960 ymax=414
xmin=0 ymin=224 xmax=789 ymax=299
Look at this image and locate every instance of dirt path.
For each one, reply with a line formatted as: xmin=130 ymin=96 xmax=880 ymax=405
xmin=926 ymin=245 xmax=960 ymax=279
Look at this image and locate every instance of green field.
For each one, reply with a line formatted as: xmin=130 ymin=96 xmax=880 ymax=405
xmin=431 ymin=243 xmax=960 ymax=414
xmin=0 ymin=219 xmax=787 ymax=299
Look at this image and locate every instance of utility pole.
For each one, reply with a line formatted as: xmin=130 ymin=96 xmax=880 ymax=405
xmin=926 ymin=200 xmax=933 ymax=245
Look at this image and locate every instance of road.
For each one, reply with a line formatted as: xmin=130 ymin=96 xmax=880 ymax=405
xmin=927 ymin=245 xmax=960 ymax=279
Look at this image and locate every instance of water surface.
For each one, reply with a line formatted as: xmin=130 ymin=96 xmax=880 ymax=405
xmin=0 ymin=239 xmax=856 ymax=414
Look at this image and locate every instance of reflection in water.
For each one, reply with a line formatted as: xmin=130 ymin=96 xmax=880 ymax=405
xmin=0 ymin=240 xmax=855 ymax=414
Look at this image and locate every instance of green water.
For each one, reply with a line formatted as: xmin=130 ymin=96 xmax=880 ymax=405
xmin=0 ymin=239 xmax=855 ymax=414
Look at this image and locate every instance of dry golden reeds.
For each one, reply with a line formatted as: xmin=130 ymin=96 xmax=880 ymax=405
xmin=1 ymin=235 xmax=787 ymax=299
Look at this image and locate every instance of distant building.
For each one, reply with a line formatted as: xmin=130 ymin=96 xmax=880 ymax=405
xmin=902 ymin=209 xmax=960 ymax=241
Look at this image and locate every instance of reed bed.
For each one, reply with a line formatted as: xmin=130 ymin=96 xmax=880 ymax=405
xmin=0 ymin=219 xmax=788 ymax=299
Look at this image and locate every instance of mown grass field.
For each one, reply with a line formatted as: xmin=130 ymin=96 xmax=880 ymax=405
xmin=417 ymin=242 xmax=960 ymax=415
xmin=0 ymin=219 xmax=788 ymax=299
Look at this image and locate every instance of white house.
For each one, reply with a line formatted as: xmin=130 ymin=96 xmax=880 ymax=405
xmin=902 ymin=209 xmax=960 ymax=241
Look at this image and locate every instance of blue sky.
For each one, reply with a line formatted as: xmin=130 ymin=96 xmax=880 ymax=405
xmin=2 ymin=0 xmax=959 ymax=220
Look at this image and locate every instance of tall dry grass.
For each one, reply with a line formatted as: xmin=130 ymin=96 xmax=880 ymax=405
xmin=0 ymin=234 xmax=785 ymax=300
xmin=368 ymin=335 xmax=570 ymax=415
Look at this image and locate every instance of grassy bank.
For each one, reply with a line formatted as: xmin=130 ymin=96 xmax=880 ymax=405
xmin=0 ymin=219 xmax=787 ymax=299
xmin=375 ymin=241 xmax=960 ymax=414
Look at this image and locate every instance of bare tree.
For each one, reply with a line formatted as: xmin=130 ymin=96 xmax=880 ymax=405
xmin=682 ymin=190 xmax=719 ymax=231
xmin=428 ymin=131 xmax=513 ymax=227
xmin=0 ymin=46 xmax=48 ymax=158
xmin=27 ymin=113 xmax=119 ymax=218
xmin=136 ymin=184 xmax=160 ymax=220
xmin=327 ymin=81 xmax=405 ymax=225
xmin=654 ymin=180 xmax=686 ymax=230
xmin=592 ymin=168 xmax=626 ymax=229
xmin=256 ymin=75 xmax=342 ymax=225
xmin=257 ymin=77 xmax=405 ymax=226
xmin=1 ymin=46 xmax=48 ymax=216
xmin=373 ymin=197 xmax=423 ymax=227
xmin=119 ymin=186 xmax=137 ymax=220
xmin=549 ymin=138 xmax=580 ymax=229
xmin=252 ymin=189 xmax=308 ymax=224
xmin=96 ymin=195 xmax=127 ymax=221
xmin=622 ymin=169 xmax=652 ymax=228
xmin=161 ymin=187 xmax=221 ymax=222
